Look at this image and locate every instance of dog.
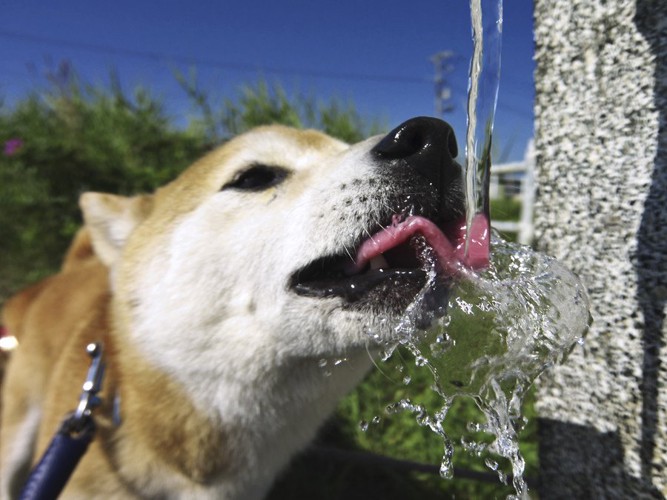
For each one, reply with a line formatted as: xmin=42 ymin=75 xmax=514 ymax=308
xmin=1 ymin=117 xmax=481 ymax=499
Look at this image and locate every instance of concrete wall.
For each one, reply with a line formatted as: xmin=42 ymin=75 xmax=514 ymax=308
xmin=532 ymin=0 xmax=667 ymax=497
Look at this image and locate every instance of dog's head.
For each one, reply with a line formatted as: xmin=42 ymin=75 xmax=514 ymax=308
xmin=80 ymin=117 xmax=471 ymax=377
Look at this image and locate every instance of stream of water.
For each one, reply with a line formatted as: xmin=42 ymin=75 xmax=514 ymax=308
xmin=463 ymin=0 xmax=502 ymax=265
xmin=368 ymin=1 xmax=591 ymax=498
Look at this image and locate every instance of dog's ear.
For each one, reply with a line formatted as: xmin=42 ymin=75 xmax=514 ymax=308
xmin=79 ymin=192 xmax=153 ymax=267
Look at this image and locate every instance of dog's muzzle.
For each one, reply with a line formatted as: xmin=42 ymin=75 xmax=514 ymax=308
xmin=290 ymin=117 xmax=484 ymax=306
xmin=371 ymin=116 xmax=460 ymax=213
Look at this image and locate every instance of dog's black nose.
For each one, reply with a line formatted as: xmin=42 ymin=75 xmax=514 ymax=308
xmin=371 ymin=117 xmax=459 ymax=187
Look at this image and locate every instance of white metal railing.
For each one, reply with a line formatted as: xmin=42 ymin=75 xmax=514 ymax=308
xmin=489 ymin=140 xmax=536 ymax=245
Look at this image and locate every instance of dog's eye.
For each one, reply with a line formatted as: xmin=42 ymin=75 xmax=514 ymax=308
xmin=223 ymin=165 xmax=289 ymax=191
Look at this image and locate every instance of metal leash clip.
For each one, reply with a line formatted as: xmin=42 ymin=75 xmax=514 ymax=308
xmin=64 ymin=342 xmax=105 ymax=435
xmin=19 ymin=343 xmax=106 ymax=500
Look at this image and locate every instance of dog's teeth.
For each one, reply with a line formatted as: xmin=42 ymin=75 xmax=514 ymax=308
xmin=370 ymin=255 xmax=389 ymax=270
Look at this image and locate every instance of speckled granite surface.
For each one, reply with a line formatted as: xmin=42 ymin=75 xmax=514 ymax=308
xmin=532 ymin=0 xmax=667 ymax=497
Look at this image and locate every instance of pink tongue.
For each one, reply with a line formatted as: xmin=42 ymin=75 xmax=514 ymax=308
xmin=351 ymin=214 xmax=490 ymax=277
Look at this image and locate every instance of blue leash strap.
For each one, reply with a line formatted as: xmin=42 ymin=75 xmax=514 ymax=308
xmin=18 ymin=416 xmax=95 ymax=500
xmin=19 ymin=343 xmax=105 ymax=500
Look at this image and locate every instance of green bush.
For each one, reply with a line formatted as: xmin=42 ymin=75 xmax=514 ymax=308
xmin=175 ymin=69 xmax=385 ymax=144
xmin=0 ymin=69 xmax=208 ymax=296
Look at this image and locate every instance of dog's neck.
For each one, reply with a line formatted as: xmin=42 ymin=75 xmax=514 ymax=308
xmin=102 ymin=313 xmax=371 ymax=498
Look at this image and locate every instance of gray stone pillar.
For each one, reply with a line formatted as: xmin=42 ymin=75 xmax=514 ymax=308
xmin=533 ymin=0 xmax=667 ymax=498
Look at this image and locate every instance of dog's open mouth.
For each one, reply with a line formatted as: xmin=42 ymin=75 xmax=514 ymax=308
xmin=290 ymin=214 xmax=489 ymax=302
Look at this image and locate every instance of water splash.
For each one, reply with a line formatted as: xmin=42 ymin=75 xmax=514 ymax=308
xmin=374 ymin=235 xmax=590 ymax=497
xmin=353 ymin=1 xmax=589 ymax=496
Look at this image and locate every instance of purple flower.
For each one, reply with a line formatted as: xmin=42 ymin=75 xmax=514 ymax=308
xmin=4 ymin=138 xmax=23 ymax=157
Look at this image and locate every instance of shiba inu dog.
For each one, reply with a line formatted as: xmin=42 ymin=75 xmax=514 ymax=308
xmin=0 ymin=117 xmax=486 ymax=499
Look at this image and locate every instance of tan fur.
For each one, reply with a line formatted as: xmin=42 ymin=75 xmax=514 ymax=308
xmin=1 ymin=233 xmax=110 ymax=497
xmin=1 ymin=200 xmax=248 ymax=497
xmin=1 ymin=124 xmax=404 ymax=498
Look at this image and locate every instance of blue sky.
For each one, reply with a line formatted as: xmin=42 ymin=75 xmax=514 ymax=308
xmin=0 ymin=0 xmax=534 ymax=161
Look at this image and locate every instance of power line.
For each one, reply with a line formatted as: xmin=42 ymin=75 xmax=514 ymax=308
xmin=0 ymin=29 xmax=533 ymax=119
xmin=0 ymin=30 xmax=432 ymax=86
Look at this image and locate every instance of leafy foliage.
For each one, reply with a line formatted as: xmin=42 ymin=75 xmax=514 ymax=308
xmin=0 ymin=66 xmax=208 ymax=295
xmin=176 ymin=70 xmax=384 ymax=144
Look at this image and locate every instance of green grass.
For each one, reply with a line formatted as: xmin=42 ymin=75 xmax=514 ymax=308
xmin=269 ymin=350 xmax=539 ymax=499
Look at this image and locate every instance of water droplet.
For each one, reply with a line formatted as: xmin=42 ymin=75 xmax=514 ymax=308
xmin=467 ymin=422 xmax=483 ymax=433
xmin=372 ymin=416 xmax=381 ymax=425
xmin=380 ymin=348 xmax=395 ymax=361
xmin=439 ymin=460 xmax=454 ymax=480
xmin=318 ymin=358 xmax=328 ymax=368
xmin=403 ymin=376 xmax=412 ymax=385
xmin=414 ymin=355 xmax=427 ymax=367
xmin=359 ymin=420 xmax=369 ymax=432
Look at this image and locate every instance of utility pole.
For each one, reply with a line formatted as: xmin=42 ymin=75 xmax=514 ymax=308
xmin=431 ymin=51 xmax=455 ymax=118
